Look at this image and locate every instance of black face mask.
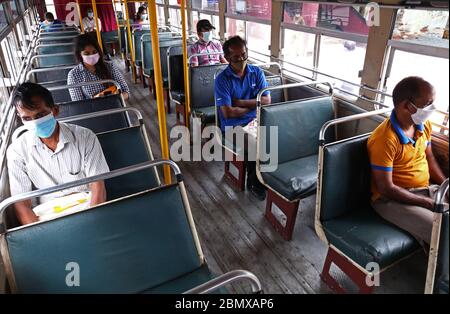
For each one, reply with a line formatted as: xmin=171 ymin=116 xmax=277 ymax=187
xmin=231 ymin=59 xmax=247 ymax=72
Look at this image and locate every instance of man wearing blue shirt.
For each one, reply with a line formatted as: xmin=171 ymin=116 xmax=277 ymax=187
xmin=215 ymin=36 xmax=271 ymax=200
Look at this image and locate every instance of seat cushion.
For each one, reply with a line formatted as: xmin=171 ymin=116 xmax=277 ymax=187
xmin=192 ymin=106 xmax=215 ymax=124
xmin=261 ymin=155 xmax=318 ymax=201
xmin=143 ymin=265 xmax=226 ymax=294
xmin=171 ymin=90 xmax=185 ymax=103
xmin=323 ymin=208 xmax=419 ymax=269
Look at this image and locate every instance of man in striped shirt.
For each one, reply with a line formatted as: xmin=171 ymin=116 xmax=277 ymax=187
xmin=189 ymin=19 xmax=227 ymax=67
xmin=7 ymin=83 xmax=110 ymax=225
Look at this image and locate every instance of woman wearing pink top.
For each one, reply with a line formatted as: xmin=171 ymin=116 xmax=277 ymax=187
xmin=189 ymin=19 xmax=228 ymax=67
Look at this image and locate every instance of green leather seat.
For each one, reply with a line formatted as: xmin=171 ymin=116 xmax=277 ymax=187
xmin=192 ymin=106 xmax=216 ymax=124
xmin=261 ymin=154 xmax=317 ymax=200
xmin=259 ymin=96 xmax=335 ymax=202
xmin=4 ymin=185 xmax=208 ymax=293
xmin=97 ymin=126 xmax=159 ymax=200
xmin=319 ymin=135 xmax=419 ymax=269
xmin=58 ymin=94 xmax=128 ymax=134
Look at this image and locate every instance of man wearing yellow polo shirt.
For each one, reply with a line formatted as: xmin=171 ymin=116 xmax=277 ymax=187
xmin=368 ymin=76 xmax=447 ymax=246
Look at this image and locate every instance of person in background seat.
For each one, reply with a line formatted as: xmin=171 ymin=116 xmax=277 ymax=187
xmin=82 ymin=7 xmax=102 ymax=33
xmin=214 ymin=36 xmax=271 ymax=200
xmin=368 ymin=76 xmax=448 ymax=246
xmin=189 ymin=19 xmax=227 ymax=67
xmin=7 ymin=83 xmax=110 ymax=225
xmin=40 ymin=12 xmax=63 ymax=32
xmin=67 ymin=34 xmax=130 ymax=101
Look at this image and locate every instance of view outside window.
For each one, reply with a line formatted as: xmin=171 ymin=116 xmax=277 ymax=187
xmin=317 ymin=36 xmax=367 ymax=95
xmin=385 ymin=50 xmax=449 ymax=131
xmin=157 ymin=5 xmax=165 ymax=25
xmin=283 ymin=2 xmax=369 ymax=36
xmin=169 ymin=8 xmax=181 ymax=28
xmin=168 ymin=0 xmax=180 ymax=6
xmin=9 ymin=1 xmax=19 ymax=20
xmin=0 ymin=4 xmax=9 ymax=33
xmin=227 ymin=0 xmax=271 ymax=20
xmin=226 ymin=18 xmax=245 ymax=38
xmin=392 ymin=9 xmax=449 ymax=47
xmin=198 ymin=13 xmax=220 ymax=34
xmin=247 ymin=21 xmax=270 ymax=62
xmin=282 ymin=29 xmax=315 ymax=79
xmin=192 ymin=0 xmax=219 ymax=12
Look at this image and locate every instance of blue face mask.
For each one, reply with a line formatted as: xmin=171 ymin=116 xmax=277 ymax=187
xmin=23 ymin=113 xmax=57 ymax=139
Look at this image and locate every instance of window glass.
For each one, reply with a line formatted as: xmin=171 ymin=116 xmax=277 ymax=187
xmin=157 ymin=5 xmax=165 ymax=25
xmin=169 ymin=8 xmax=181 ymax=28
xmin=283 ymin=2 xmax=370 ymax=36
xmin=282 ymin=29 xmax=315 ymax=79
xmin=384 ymin=50 xmax=449 ymax=130
xmin=169 ymin=0 xmax=180 ymax=6
xmin=247 ymin=21 xmax=270 ymax=62
xmin=0 ymin=4 xmax=9 ymax=33
xmin=192 ymin=0 xmax=219 ymax=12
xmin=317 ymin=36 xmax=367 ymax=94
xmin=227 ymin=0 xmax=271 ymax=21
xmin=9 ymin=0 xmax=19 ymax=19
xmin=226 ymin=18 xmax=245 ymax=38
xmin=392 ymin=9 xmax=449 ymax=47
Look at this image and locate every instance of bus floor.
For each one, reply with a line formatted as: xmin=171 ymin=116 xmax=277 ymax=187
xmin=119 ymin=58 xmax=429 ymax=294
xmin=0 ymin=59 xmax=428 ymax=295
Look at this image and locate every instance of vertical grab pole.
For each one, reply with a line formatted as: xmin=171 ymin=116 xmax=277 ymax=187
xmin=181 ymin=0 xmax=190 ymax=129
xmin=147 ymin=0 xmax=171 ymax=184
xmin=111 ymin=0 xmax=121 ymax=57
xmin=91 ymin=0 xmax=104 ymax=52
xmin=76 ymin=0 xmax=84 ymax=33
xmin=124 ymin=0 xmax=137 ymax=81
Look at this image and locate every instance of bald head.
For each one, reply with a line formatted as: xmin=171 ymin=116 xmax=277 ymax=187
xmin=393 ymin=76 xmax=435 ymax=108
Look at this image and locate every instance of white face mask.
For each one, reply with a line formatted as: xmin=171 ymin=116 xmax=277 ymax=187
xmin=203 ymin=31 xmax=213 ymax=42
xmin=88 ymin=12 xmax=94 ymax=18
xmin=410 ymin=102 xmax=436 ymax=125
xmin=82 ymin=53 xmax=100 ymax=66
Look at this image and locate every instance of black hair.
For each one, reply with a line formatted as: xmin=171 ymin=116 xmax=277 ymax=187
xmin=392 ymin=76 xmax=433 ymax=107
xmin=222 ymin=36 xmax=247 ymax=56
xmin=13 ymin=82 xmax=55 ymax=110
xmin=196 ymin=19 xmax=214 ymax=34
xmin=136 ymin=6 xmax=147 ymax=21
xmin=44 ymin=12 xmax=54 ymax=21
xmin=74 ymin=34 xmax=112 ymax=84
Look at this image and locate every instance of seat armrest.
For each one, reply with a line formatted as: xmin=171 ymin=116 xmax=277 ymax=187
xmin=183 ymin=269 xmax=262 ymax=294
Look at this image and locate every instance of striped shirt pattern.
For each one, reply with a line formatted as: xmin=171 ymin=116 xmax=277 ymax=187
xmin=67 ymin=62 xmax=130 ymax=101
xmin=7 ymin=123 xmax=110 ymax=203
xmin=189 ymin=40 xmax=224 ymax=66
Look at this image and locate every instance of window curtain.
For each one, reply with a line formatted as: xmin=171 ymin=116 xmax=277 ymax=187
xmin=53 ymin=0 xmax=118 ymax=32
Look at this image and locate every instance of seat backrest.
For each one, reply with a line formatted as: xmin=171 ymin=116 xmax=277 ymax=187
xmin=97 ymin=126 xmax=159 ymax=200
xmin=266 ymin=75 xmax=284 ymax=104
xmin=133 ymin=30 xmax=150 ymax=63
xmin=41 ymin=81 xmax=71 ymax=104
xmin=34 ymin=54 xmax=76 ymax=68
xmin=168 ymin=45 xmax=185 ymax=92
xmin=159 ymin=40 xmax=182 ymax=80
xmin=38 ymin=37 xmax=77 ymax=44
xmin=58 ymin=95 xmax=128 ymax=133
xmin=320 ymin=135 xmax=371 ymax=221
xmin=101 ymin=31 xmax=118 ymax=44
xmin=33 ymin=67 xmax=73 ymax=84
xmin=436 ymin=211 xmax=449 ymax=294
xmin=3 ymin=184 xmax=201 ymax=293
xmin=37 ymin=44 xmax=75 ymax=55
xmin=259 ymin=96 xmax=335 ymax=164
xmin=190 ymin=64 xmax=228 ymax=109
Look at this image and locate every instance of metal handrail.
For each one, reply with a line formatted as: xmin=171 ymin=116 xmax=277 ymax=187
xmin=319 ymin=108 xmax=392 ymax=143
xmin=36 ymin=36 xmax=78 ymax=44
xmin=26 ymin=64 xmax=76 ymax=81
xmin=183 ymin=270 xmax=262 ymax=294
xmin=0 ymin=160 xmax=180 ymax=219
xmin=34 ymin=43 xmax=75 ymax=54
xmin=434 ymin=179 xmax=449 ymax=211
xmin=12 ymin=107 xmax=143 ymax=142
xmin=256 ymin=81 xmax=333 ymax=106
xmin=188 ymin=52 xmax=224 ymax=64
xmin=47 ymin=79 xmax=121 ymax=92
xmin=30 ymin=52 xmax=76 ymax=68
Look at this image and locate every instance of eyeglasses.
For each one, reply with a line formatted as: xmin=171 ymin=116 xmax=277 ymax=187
xmin=409 ymin=99 xmax=435 ymax=111
xmin=228 ymin=50 xmax=248 ymax=63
